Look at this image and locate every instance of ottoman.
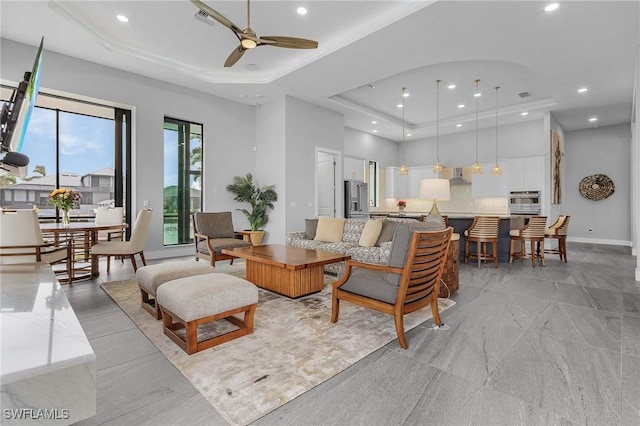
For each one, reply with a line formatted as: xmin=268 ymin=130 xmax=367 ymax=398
xmin=157 ymin=273 xmax=259 ymax=354
xmin=136 ymin=261 xmax=215 ymax=319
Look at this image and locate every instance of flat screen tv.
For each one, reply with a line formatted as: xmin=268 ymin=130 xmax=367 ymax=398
xmin=0 ymin=37 xmax=44 ymax=176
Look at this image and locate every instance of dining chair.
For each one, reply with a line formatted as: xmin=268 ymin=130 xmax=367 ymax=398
xmin=91 ymin=208 xmax=152 ymax=272
xmin=94 ymin=206 xmax=125 ymax=241
xmin=509 ymin=216 xmax=548 ymax=267
xmin=192 ymin=211 xmax=251 ymax=267
xmin=0 ymin=209 xmax=72 ymax=281
xmin=331 ymin=223 xmax=452 ymax=349
xmin=544 ymin=215 xmax=570 ymax=262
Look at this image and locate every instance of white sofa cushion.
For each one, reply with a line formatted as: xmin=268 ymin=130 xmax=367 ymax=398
xmin=358 ymin=219 xmax=383 ymax=247
xmin=314 ymin=217 xmax=345 ymax=242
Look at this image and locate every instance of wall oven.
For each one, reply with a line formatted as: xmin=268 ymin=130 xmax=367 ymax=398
xmin=509 ymin=191 xmax=541 ymax=215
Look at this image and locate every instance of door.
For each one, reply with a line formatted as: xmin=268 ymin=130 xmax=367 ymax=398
xmin=316 ymin=150 xmax=337 ymax=217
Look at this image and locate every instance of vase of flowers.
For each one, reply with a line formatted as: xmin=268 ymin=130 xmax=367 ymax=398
xmin=48 ymin=188 xmax=81 ymax=227
xmin=397 ymin=200 xmax=407 ymax=212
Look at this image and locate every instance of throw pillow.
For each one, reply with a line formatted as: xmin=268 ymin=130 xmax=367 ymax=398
xmin=305 ymin=218 xmax=319 ymax=239
xmin=359 ymin=219 xmax=383 ymax=247
xmin=375 ymin=220 xmax=399 ymax=246
xmin=314 ymin=217 xmax=345 ymax=243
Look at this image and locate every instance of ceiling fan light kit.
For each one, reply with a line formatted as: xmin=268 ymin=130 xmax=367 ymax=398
xmin=191 ymin=0 xmax=318 ymax=67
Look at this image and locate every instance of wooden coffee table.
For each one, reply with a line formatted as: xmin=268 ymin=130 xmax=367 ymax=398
xmin=222 ymin=244 xmax=350 ymax=298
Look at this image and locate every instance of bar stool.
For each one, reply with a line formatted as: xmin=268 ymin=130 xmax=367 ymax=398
xmin=509 ymin=216 xmax=547 ymax=267
xmin=544 ymin=215 xmax=570 ymax=262
xmin=464 ymin=216 xmax=499 ymax=268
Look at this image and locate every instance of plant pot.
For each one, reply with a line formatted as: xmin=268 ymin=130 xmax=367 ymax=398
xmin=247 ymin=230 xmax=266 ymax=246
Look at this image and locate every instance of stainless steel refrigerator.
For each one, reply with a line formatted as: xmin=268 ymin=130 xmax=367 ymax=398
xmin=344 ymin=180 xmax=369 ymax=218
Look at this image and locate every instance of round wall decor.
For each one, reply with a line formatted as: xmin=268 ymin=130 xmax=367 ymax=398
xmin=579 ymin=174 xmax=615 ymax=201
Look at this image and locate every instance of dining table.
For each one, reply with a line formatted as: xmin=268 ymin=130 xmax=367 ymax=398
xmin=40 ymin=221 xmax=128 ymax=282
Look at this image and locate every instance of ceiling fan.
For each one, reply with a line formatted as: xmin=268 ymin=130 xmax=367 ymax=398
xmin=191 ymin=0 xmax=319 ymax=67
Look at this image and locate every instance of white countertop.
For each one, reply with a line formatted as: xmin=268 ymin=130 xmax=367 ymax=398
xmin=1 ymin=263 xmax=97 ymax=424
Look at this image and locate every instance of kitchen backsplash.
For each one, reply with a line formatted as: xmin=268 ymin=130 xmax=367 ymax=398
xmin=374 ymin=184 xmax=509 ymax=214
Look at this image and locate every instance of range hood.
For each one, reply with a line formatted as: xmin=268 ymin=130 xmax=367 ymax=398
xmin=450 ymin=167 xmax=471 ymax=185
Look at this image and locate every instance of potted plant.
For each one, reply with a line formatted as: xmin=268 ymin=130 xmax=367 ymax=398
xmin=226 ymin=173 xmax=278 ymax=246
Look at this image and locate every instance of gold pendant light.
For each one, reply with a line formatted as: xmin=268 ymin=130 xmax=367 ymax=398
xmin=433 ymin=79 xmax=444 ymax=174
xmin=492 ymin=86 xmax=503 ymax=176
xmin=399 ymin=87 xmax=409 ymax=175
xmin=471 ymin=79 xmax=483 ymax=174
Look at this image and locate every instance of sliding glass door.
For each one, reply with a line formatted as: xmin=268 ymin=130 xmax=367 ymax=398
xmin=163 ymin=117 xmax=202 ymax=246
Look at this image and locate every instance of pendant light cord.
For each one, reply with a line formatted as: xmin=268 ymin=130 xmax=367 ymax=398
xmin=475 ymin=79 xmax=480 ymax=164
xmin=436 ymin=80 xmax=440 ymax=164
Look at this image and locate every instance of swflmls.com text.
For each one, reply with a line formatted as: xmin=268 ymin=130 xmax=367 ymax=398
xmin=3 ymin=408 xmax=70 ymax=420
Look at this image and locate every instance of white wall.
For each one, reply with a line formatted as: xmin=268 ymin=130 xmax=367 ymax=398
xmin=285 ymin=96 xmax=344 ymax=235
xmin=344 ymin=127 xmax=398 ymax=167
xmin=564 ymin=124 xmax=631 ymax=244
xmin=1 ymin=38 xmax=255 ymax=259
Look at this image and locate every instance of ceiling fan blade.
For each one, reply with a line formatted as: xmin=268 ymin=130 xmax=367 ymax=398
xmin=191 ymin=0 xmax=243 ymax=34
xmin=259 ymin=36 xmax=318 ymax=49
xmin=224 ymin=45 xmax=246 ymax=67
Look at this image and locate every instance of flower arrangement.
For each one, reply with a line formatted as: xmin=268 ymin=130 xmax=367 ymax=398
xmin=48 ymin=188 xmax=81 ymax=211
xmin=397 ymin=200 xmax=407 ymax=208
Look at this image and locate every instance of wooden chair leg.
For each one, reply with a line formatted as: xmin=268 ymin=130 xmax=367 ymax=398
xmin=539 ymin=240 xmax=545 ymax=266
xmin=394 ymin=313 xmax=407 ymax=349
xmin=464 ymin=239 xmax=469 ymax=263
xmin=509 ymin=239 xmax=514 ymax=263
xmin=477 ymin=242 xmax=482 ymax=268
xmin=130 ymin=255 xmax=138 ymax=272
xmin=331 ymin=293 xmax=340 ymax=323
xmin=106 ymin=255 xmax=111 ymax=272
xmin=430 ymin=297 xmax=442 ymax=326
xmin=492 ymin=241 xmax=498 ymax=268
xmin=530 ymin=241 xmax=536 ymax=267
xmin=139 ymin=251 xmax=147 ymax=267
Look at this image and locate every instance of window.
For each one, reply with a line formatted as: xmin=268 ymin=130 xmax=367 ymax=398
xmin=0 ymin=88 xmax=131 ymax=227
xmin=368 ymin=160 xmax=379 ymax=207
xmin=163 ymin=117 xmax=202 ymax=246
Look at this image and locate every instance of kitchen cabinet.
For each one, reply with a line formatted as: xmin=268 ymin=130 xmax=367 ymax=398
xmin=408 ymin=165 xmax=440 ymax=198
xmin=344 ymin=157 xmax=366 ymax=181
xmin=385 ymin=166 xmax=408 ymax=198
xmin=471 ymin=161 xmax=508 ymax=197
xmin=507 ymin=156 xmax=544 ymax=190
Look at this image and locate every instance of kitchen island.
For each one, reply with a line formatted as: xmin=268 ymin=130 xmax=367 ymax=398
xmin=373 ymin=212 xmax=526 ymax=263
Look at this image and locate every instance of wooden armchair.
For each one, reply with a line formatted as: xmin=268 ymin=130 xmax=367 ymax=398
xmin=332 ymin=223 xmax=452 ymax=349
xmin=192 ymin=212 xmax=251 ymax=267
xmin=0 ymin=209 xmax=72 ymax=282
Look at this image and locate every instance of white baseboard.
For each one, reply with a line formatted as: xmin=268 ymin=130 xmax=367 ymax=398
xmin=566 ymin=237 xmax=632 ymax=247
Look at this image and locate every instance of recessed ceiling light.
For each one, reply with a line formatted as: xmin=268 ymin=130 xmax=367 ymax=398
xmin=474 ymin=92 xmax=481 ymax=98
xmin=589 ymin=117 xmax=598 ymax=122
xmin=545 ymin=3 xmax=559 ymax=12
xmin=372 ymin=129 xmax=378 ymax=133
xmin=297 ymin=7 xmax=308 ymax=15
xmin=578 ymin=87 xmax=588 ymax=93
xmin=239 ymin=94 xmax=247 ymax=98
xmin=116 ymin=14 xmax=129 ymax=23
xmin=448 ymin=84 xmax=456 ymax=89
xmin=397 ymin=104 xmax=404 ymax=108
xmin=407 ymin=133 xmax=412 ymax=137
xmin=456 ymin=123 xmax=462 ymax=128
xmin=458 ymin=104 xmax=465 ymax=109
xmin=245 ymin=63 xmax=260 ymax=71
xmin=402 ymin=92 xmax=410 ymax=98
xmin=521 ymin=112 xmax=529 ymax=116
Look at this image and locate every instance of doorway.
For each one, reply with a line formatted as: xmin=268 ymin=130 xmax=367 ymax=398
xmin=316 ymin=149 xmax=340 ymax=217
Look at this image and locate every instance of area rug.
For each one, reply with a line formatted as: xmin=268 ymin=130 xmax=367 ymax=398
xmin=101 ymin=263 xmax=455 ymax=426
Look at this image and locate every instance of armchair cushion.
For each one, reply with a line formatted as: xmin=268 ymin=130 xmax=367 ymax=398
xmin=196 ymin=237 xmax=250 ymax=256
xmin=339 ymin=266 xmax=399 ymax=304
xmin=314 ymin=217 xmax=345 ymax=242
xmin=194 ymin=212 xmax=235 ymax=239
xmin=385 ymin=222 xmax=445 ymax=285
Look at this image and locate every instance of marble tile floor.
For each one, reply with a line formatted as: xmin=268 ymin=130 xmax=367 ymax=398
xmin=62 ymin=242 xmax=639 ymax=426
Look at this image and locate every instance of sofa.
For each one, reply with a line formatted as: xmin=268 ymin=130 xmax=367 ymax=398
xmin=286 ymin=217 xmax=429 ymax=274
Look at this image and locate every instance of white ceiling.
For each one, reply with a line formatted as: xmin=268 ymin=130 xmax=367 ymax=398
xmin=1 ymin=0 xmax=638 ymax=142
